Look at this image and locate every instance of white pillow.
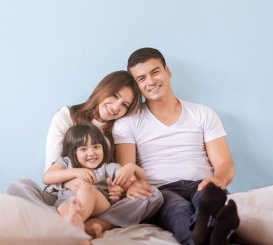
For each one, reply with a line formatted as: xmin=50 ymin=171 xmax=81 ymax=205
xmin=0 ymin=194 xmax=91 ymax=245
xmin=228 ymin=185 xmax=273 ymax=245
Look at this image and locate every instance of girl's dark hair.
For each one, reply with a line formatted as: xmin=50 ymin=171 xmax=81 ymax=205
xmin=69 ymin=70 xmax=142 ymax=152
xmin=127 ymin=47 xmax=166 ymax=71
xmin=62 ymin=123 xmax=111 ymax=168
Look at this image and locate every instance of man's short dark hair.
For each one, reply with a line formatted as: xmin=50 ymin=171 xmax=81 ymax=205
xmin=127 ymin=47 xmax=166 ymax=71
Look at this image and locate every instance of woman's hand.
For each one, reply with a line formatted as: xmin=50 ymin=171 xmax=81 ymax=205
xmin=107 ymin=178 xmax=124 ymax=203
xmin=113 ymin=163 xmax=135 ymax=186
xmin=127 ymin=180 xmax=152 ymax=200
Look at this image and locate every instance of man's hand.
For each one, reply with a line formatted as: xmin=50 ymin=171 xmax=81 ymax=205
xmin=197 ymin=176 xmax=225 ymax=191
xmin=127 ymin=179 xmax=152 ymax=200
xmin=107 ymin=178 xmax=124 ymax=203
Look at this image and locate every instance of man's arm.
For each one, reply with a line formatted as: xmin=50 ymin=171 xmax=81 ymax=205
xmin=115 ymin=143 xmax=152 ymax=199
xmin=198 ymin=136 xmax=234 ymax=190
xmin=115 ymin=143 xmax=136 ymax=166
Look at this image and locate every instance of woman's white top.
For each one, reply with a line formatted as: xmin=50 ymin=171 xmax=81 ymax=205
xmin=45 ymin=106 xmax=105 ymax=172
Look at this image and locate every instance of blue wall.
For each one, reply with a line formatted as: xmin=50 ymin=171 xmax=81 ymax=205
xmin=1 ymin=0 xmax=272 ymax=193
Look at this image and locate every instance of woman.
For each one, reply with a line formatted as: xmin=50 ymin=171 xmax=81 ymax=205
xmin=5 ymin=70 xmax=163 ymax=236
xmin=45 ymin=70 xmax=141 ymax=172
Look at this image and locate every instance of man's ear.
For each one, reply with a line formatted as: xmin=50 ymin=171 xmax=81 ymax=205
xmin=165 ymin=66 xmax=172 ymax=78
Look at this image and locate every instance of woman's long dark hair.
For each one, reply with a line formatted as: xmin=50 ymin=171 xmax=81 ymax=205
xmin=69 ymin=70 xmax=141 ymax=154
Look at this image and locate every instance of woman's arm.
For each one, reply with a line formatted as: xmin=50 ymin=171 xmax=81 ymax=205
xmin=113 ymin=162 xmax=146 ymax=186
xmin=45 ymin=107 xmax=72 ymax=172
xmin=134 ymin=165 xmax=146 ymax=181
xmin=115 ymin=143 xmax=152 ymax=199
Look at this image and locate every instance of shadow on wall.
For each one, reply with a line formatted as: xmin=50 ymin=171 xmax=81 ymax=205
xmin=169 ymin=59 xmax=198 ymax=100
xmin=168 ymin=59 xmax=273 ymax=193
xmin=220 ymin=112 xmax=273 ymax=193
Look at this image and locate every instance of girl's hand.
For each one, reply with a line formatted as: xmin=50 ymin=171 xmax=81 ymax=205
xmin=73 ymin=168 xmax=96 ymax=184
xmin=107 ymin=178 xmax=124 ymax=203
xmin=113 ymin=163 xmax=134 ymax=186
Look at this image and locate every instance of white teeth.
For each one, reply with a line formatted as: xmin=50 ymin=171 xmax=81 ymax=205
xmin=149 ymin=86 xmax=160 ymax=92
xmin=105 ymin=105 xmax=116 ymax=115
xmin=87 ymin=158 xmax=96 ymax=162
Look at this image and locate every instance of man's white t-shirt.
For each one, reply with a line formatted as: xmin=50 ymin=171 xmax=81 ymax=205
xmin=112 ymin=100 xmax=227 ymax=187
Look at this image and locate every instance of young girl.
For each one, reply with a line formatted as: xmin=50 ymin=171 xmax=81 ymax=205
xmin=43 ymin=123 xmax=146 ymax=238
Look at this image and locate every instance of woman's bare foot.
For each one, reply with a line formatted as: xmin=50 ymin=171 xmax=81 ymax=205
xmin=88 ymin=223 xmax=103 ymax=238
xmin=85 ymin=217 xmax=113 ymax=238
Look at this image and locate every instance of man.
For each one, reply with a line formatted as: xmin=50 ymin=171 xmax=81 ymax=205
xmin=113 ymin=47 xmax=240 ymax=245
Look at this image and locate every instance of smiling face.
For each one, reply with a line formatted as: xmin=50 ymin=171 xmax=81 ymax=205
xmin=97 ymin=86 xmax=134 ymax=122
xmin=75 ymin=136 xmax=104 ymax=169
xmin=129 ymin=58 xmax=171 ymax=101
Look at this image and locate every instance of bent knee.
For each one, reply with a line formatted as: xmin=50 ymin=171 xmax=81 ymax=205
xmin=78 ymin=182 xmax=96 ymax=192
xmin=4 ymin=178 xmax=33 ymax=194
xmin=150 ymin=187 xmax=164 ymax=204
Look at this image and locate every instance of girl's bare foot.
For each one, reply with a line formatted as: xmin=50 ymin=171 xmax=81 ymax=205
xmin=60 ymin=197 xmax=91 ymax=245
xmin=60 ymin=197 xmax=85 ymax=230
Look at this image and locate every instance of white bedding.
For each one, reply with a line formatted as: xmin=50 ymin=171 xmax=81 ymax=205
xmin=93 ymin=224 xmax=179 ymax=245
xmin=1 ymin=185 xmax=273 ymax=245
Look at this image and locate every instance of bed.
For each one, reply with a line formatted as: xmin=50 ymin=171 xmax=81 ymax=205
xmin=1 ymin=185 xmax=273 ymax=245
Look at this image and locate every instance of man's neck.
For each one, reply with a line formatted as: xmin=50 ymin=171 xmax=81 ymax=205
xmin=146 ymin=94 xmax=182 ymax=126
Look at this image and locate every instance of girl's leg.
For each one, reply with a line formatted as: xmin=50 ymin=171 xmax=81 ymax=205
xmin=76 ymin=183 xmax=110 ymax=238
xmin=76 ymin=182 xmax=110 ymax=220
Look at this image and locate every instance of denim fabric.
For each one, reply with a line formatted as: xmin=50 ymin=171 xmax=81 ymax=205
xmin=149 ymin=179 xmax=203 ymax=245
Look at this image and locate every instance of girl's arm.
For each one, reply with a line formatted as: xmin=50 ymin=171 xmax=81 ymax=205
xmin=43 ymin=163 xmax=76 ymax=185
xmin=43 ymin=163 xmax=95 ymax=185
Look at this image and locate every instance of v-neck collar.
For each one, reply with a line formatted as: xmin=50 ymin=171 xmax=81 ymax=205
xmin=144 ymin=100 xmax=184 ymax=129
